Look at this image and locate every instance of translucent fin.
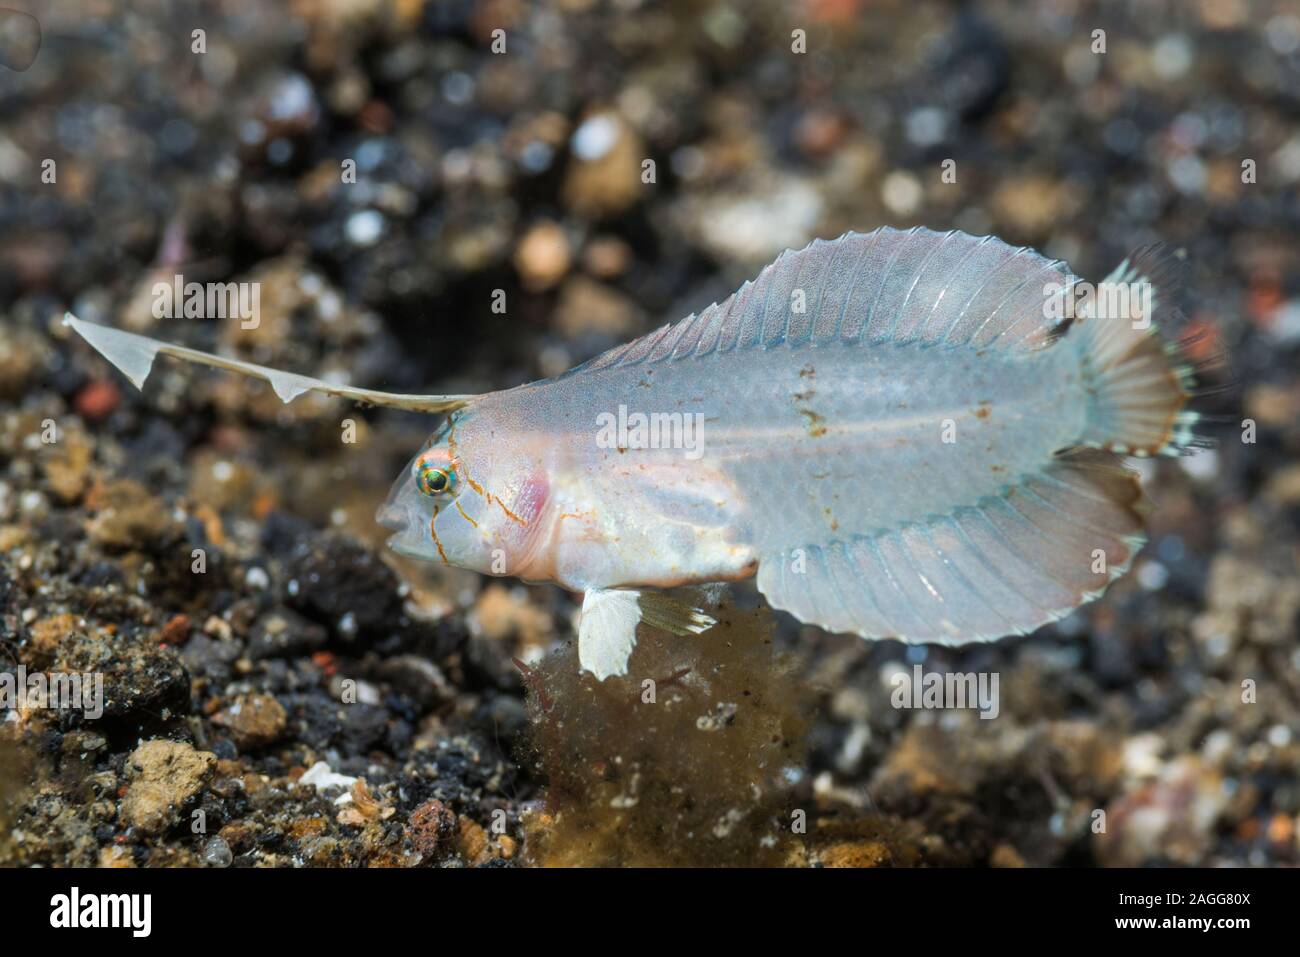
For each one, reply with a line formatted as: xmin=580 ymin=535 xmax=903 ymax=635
xmin=64 ymin=314 xmax=475 ymax=413
xmin=558 ymin=227 xmax=1077 ymax=381
xmin=578 ymin=588 xmax=643 ymax=681
xmin=577 ymin=588 xmax=716 ymax=681
xmin=754 ymin=451 xmax=1147 ymax=645
xmin=637 ymin=592 xmax=717 ymax=635
xmin=1069 ymin=249 xmax=1197 ymax=456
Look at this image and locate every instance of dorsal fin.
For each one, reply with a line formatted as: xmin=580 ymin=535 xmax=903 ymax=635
xmin=563 ymin=227 xmax=1078 ymax=379
xmin=64 ymin=315 xmax=475 ymax=413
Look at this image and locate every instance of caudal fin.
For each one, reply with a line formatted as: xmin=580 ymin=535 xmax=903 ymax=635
xmin=1072 ymin=248 xmax=1198 ymax=457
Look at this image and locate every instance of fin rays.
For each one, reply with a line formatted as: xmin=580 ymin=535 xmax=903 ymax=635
xmin=558 ymin=227 xmax=1079 ymax=383
xmin=755 ymin=454 xmax=1146 ymax=645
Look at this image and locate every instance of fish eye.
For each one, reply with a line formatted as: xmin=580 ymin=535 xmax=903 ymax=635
xmin=416 ymin=462 xmax=454 ymax=497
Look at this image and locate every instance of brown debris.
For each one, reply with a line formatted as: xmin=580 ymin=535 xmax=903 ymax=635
xmin=211 ymin=693 xmax=287 ymax=751
xmin=119 ymin=741 xmax=216 ymax=835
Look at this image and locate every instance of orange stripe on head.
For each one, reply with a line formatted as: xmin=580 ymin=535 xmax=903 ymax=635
xmin=454 ymin=500 xmax=478 ymax=528
xmin=429 ymin=506 xmax=449 ymax=564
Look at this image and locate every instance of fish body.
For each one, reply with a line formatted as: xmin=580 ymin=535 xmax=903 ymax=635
xmin=67 ymin=227 xmax=1198 ymax=681
xmin=407 ymin=310 xmax=1083 ymax=587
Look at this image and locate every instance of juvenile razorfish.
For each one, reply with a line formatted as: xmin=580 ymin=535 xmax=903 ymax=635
xmin=67 ymin=227 xmax=1200 ymax=681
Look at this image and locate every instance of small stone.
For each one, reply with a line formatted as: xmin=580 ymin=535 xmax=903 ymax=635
xmin=120 ymin=740 xmax=216 ymax=835
xmin=818 ymin=840 xmax=891 ymax=868
xmin=73 ymin=380 xmax=120 ymax=421
xmin=408 ymin=799 xmax=458 ymax=860
xmin=881 ymin=170 xmax=923 ymax=217
xmin=1264 ymin=463 xmax=1300 ymax=506
xmin=1244 ymin=383 xmax=1299 ymax=427
xmin=515 ymin=220 xmax=571 ymax=291
xmin=203 ymin=615 xmax=234 ymax=641
xmin=0 ymin=325 xmax=49 ymax=399
xmin=246 ymin=606 xmax=327 ymax=660
xmin=990 ymin=843 xmax=1026 ymax=867
xmin=581 ymin=236 xmax=632 ymax=279
xmin=1266 ymin=813 xmax=1294 ymax=848
xmin=158 ymin=614 xmax=192 ymax=647
xmin=562 ymin=112 xmax=644 ymax=217
xmin=97 ymin=846 xmax=135 ymax=868
xmin=29 ymin=613 xmax=78 ymax=661
xmin=797 ymin=107 xmax=851 ymax=157
xmin=348 ymin=779 xmax=394 ymax=821
xmin=553 ymin=276 xmax=640 ymax=340
xmin=990 ymin=175 xmax=1071 ymax=237
xmin=201 ymin=836 xmax=233 ymax=867
xmin=298 ymin=761 xmax=358 ymax=802
xmin=86 ymin=478 xmax=181 ymax=551
xmin=288 ymin=533 xmax=402 ymax=638
xmin=456 ymin=815 xmax=490 ymax=864
xmin=217 ymin=822 xmax=255 ymax=854
xmin=374 ymin=655 xmax=452 ymax=710
xmin=337 ymin=806 xmax=367 ymax=827
xmin=337 ymin=610 xmax=358 ymax=639
xmin=40 ymin=428 xmax=94 ymax=504
xmin=470 ymin=583 xmax=553 ymax=648
xmin=61 ymin=730 xmax=107 ymax=754
xmin=211 ymin=693 xmax=287 ymax=750
xmin=1096 ymin=754 xmax=1227 ymax=866
xmin=693 ymin=178 xmax=824 ymax=264
xmin=346 ymin=209 xmax=385 ymax=247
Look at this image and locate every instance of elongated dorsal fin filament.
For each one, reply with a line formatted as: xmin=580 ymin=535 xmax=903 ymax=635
xmin=63 ymin=314 xmax=475 ymax=413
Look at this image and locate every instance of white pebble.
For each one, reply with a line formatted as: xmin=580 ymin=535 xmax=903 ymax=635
xmin=571 ymin=115 xmax=620 ymax=162
xmin=1136 ymin=559 xmax=1169 ymax=591
xmin=346 ymin=209 xmax=385 ymax=247
xmin=881 ymin=171 xmax=923 ymax=216
xmin=201 ymin=836 xmax=233 ymax=867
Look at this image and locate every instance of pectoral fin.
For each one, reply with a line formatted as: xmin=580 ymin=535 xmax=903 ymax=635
xmin=578 ymin=588 xmax=718 ymax=681
xmin=64 ymin=314 xmax=475 ymax=413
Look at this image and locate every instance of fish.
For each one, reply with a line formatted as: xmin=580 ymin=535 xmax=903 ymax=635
xmin=65 ymin=226 xmax=1201 ymax=681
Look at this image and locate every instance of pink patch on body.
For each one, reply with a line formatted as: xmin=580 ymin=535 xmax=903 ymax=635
xmin=493 ymin=473 xmax=552 ymax=575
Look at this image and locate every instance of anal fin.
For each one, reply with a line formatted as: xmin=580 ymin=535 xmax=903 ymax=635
xmin=755 ymin=451 xmax=1147 ymax=645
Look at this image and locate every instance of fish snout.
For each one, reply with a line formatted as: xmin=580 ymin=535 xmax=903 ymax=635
xmin=376 ymin=501 xmax=405 ymax=532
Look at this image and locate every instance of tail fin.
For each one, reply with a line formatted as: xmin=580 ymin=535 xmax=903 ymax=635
xmin=1072 ymin=247 xmax=1198 ymax=457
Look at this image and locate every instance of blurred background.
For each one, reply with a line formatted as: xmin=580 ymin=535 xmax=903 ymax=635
xmin=0 ymin=0 xmax=1297 ymax=867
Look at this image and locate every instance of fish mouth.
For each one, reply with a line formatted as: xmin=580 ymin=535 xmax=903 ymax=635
xmin=376 ymin=501 xmax=404 ymax=532
xmin=376 ymin=496 xmax=435 ymax=559
xmin=383 ymin=532 xmax=425 ymax=559
xmin=377 ymin=514 xmax=427 ymax=559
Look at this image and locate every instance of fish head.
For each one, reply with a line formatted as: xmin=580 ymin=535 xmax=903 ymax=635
xmin=376 ymin=408 xmax=551 ymax=576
